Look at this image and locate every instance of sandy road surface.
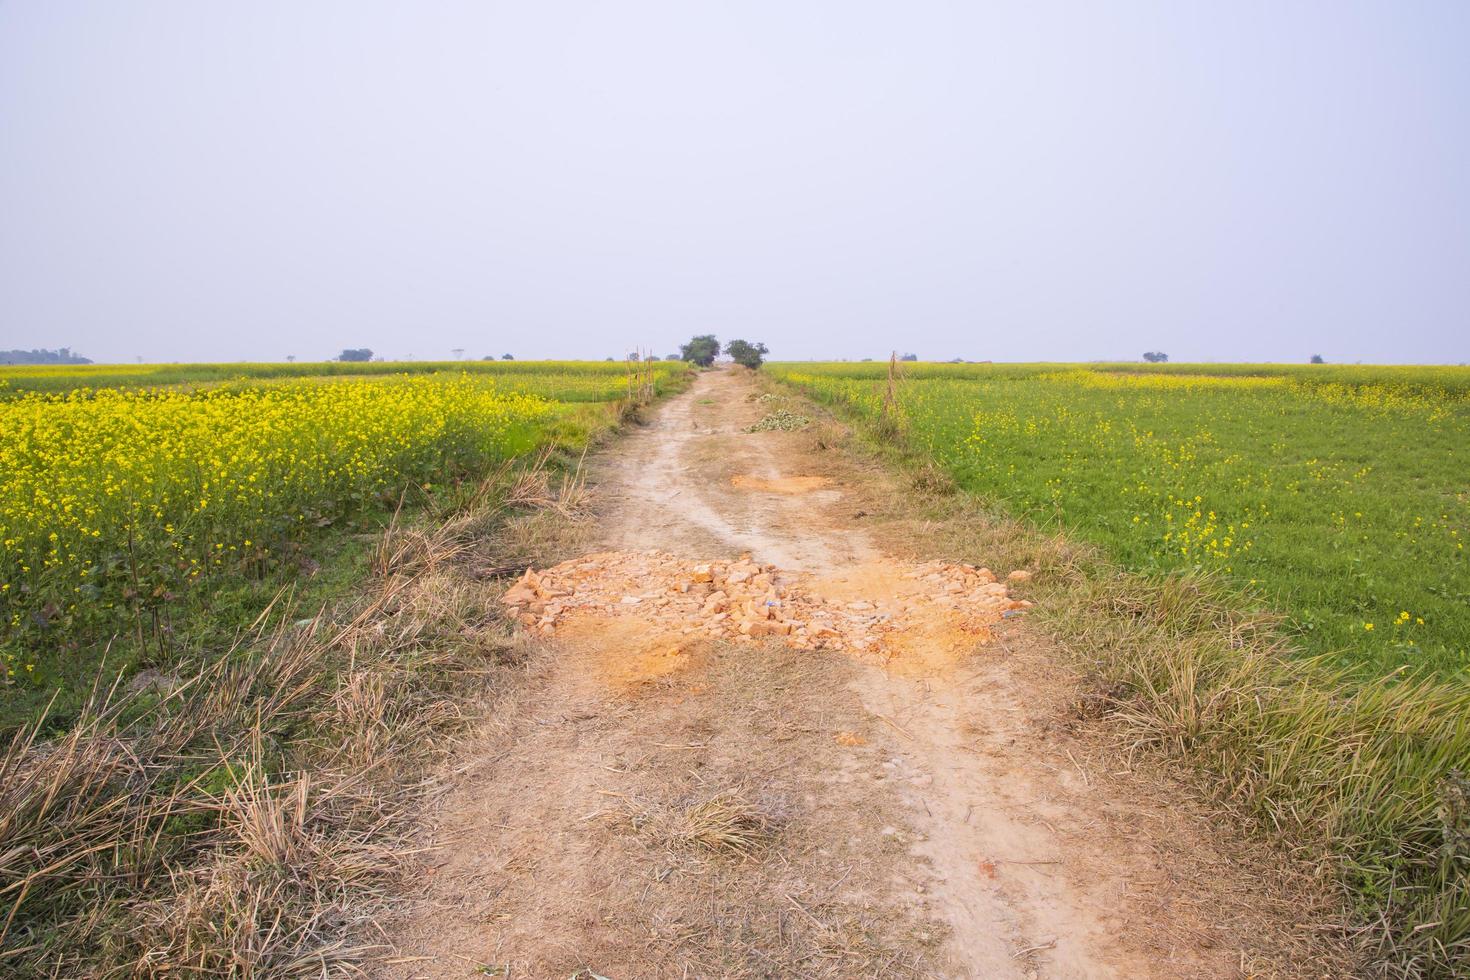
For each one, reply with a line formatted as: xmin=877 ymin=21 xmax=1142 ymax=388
xmin=371 ymin=368 xmax=1302 ymax=979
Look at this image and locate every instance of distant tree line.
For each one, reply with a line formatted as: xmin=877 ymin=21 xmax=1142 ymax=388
xmin=676 ymin=335 xmax=771 ymax=369
xmin=1142 ymin=351 xmax=1169 ymax=363
xmin=2 ymin=347 xmax=92 ymax=365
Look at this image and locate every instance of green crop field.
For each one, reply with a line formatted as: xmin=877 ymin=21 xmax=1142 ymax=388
xmin=0 ymin=360 xmax=689 ymax=725
xmin=771 ymin=361 xmax=1470 ymax=970
xmin=770 ymin=362 xmax=1470 ymax=679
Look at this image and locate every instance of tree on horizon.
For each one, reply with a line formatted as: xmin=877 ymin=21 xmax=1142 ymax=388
xmin=724 ymin=339 xmax=768 ymax=369
xmin=679 ymin=335 xmax=720 ymax=367
xmin=1 ymin=347 xmax=92 ymax=365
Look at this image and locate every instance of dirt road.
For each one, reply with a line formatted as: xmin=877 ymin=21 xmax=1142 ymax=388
xmin=372 ymin=368 xmax=1301 ymax=979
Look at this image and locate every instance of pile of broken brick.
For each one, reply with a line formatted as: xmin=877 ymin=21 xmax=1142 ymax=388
xmin=500 ymin=550 xmax=1033 ymax=655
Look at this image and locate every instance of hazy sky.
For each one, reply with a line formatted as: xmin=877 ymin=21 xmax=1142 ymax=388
xmin=2 ymin=3 xmax=1467 ymax=364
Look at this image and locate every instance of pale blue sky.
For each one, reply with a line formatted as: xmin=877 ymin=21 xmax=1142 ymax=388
xmin=2 ymin=2 xmax=1467 ymax=363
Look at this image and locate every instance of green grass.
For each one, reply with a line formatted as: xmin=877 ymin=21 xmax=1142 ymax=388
xmin=770 ymin=361 xmax=1469 ymax=679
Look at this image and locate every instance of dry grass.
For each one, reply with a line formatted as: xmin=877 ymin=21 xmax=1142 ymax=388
xmin=372 ymin=447 xmax=590 ymax=580
xmin=806 ymin=420 xmax=850 ymax=452
xmin=506 ymin=445 xmax=593 ymax=517
xmin=629 ymin=789 xmax=779 ymax=858
xmin=909 ymin=460 xmax=958 ymax=496
xmin=0 ymin=452 xmax=593 ymax=978
xmin=1071 ymin=583 xmax=1470 ymax=976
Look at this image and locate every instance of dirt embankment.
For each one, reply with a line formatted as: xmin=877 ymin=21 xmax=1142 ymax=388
xmin=369 ymin=367 xmax=1334 ymax=979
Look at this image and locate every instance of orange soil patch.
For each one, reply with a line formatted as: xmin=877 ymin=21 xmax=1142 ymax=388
xmin=551 ymin=613 xmax=699 ymax=688
xmin=730 ymin=474 xmax=831 ymax=494
xmin=809 ymin=561 xmax=1010 ymax=673
xmin=500 ymin=550 xmax=1032 ymax=673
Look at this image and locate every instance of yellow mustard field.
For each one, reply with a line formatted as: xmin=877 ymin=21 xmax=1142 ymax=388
xmin=0 ymin=367 xmax=667 ymax=690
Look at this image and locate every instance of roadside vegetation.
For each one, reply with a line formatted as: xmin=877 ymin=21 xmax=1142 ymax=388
xmin=0 ymin=358 xmax=684 ymax=973
xmin=0 ymin=453 xmax=596 ymax=975
xmin=0 ymin=360 xmax=689 ymax=728
xmin=770 ymin=360 xmax=1469 ymax=976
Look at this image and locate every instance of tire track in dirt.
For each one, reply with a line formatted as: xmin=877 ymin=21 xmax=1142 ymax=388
xmin=597 ymin=371 xmax=872 ymax=571
xmin=370 ymin=368 xmax=1300 ymax=979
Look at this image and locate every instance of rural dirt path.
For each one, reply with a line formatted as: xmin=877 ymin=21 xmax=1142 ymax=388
xmin=372 ymin=368 xmax=1303 ymax=979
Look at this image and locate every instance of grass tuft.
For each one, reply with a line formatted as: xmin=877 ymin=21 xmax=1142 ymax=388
xmin=630 ymin=789 xmax=779 ymax=859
